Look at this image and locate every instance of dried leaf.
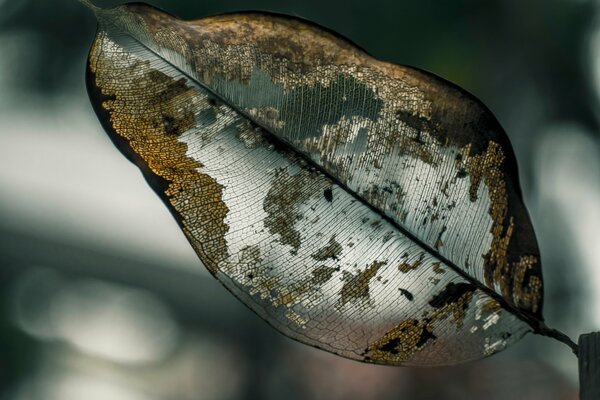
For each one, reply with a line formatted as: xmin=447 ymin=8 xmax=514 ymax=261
xmin=83 ymin=1 xmax=545 ymax=366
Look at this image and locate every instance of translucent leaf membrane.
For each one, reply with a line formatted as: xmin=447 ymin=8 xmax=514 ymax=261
xmin=85 ymin=3 xmax=541 ymax=365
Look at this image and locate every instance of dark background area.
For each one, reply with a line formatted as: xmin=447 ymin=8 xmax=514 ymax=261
xmin=1 ymin=0 xmax=599 ymax=398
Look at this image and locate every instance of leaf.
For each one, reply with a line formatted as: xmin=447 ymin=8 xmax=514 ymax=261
xmin=83 ymin=1 xmax=545 ymax=366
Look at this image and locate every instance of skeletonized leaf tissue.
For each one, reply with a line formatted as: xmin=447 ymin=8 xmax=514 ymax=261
xmin=81 ymin=0 xmax=576 ymax=366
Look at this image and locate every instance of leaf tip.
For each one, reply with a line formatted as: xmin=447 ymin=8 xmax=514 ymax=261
xmin=78 ymin=0 xmax=100 ymax=12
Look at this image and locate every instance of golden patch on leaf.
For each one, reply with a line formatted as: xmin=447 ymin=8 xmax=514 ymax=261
xmin=464 ymin=141 xmax=541 ymax=312
xmin=480 ymin=298 xmax=502 ymax=315
xmin=379 ymin=121 xmax=440 ymax=166
xmin=364 ymin=319 xmax=436 ymax=364
xmin=512 ymin=255 xmax=542 ymax=313
xmin=88 ymin=32 xmax=229 ymax=273
xmin=366 ymin=282 xmax=476 ymax=363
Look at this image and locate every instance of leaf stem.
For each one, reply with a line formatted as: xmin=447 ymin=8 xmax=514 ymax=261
xmin=532 ymin=320 xmax=579 ymax=356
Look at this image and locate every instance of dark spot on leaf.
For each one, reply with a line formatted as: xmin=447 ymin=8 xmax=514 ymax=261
xmin=378 ymin=338 xmax=401 ymax=354
xmin=399 ymin=288 xmax=414 ymax=301
xmin=456 ymin=168 xmax=467 ymax=178
xmin=428 ymin=282 xmax=476 ymax=309
xmin=198 ymin=107 xmax=217 ymax=125
xmin=416 ymin=327 xmax=436 ymax=348
xmin=395 ymin=109 xmax=437 ymax=134
xmin=412 ymin=130 xmax=425 ymax=145
xmin=162 ymin=114 xmax=178 ymax=135
xmin=434 ymin=225 xmax=447 ymax=250
xmin=324 ymin=187 xmax=333 ymax=202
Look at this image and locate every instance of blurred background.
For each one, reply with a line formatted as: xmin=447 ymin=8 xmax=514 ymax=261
xmin=0 ymin=0 xmax=598 ymax=398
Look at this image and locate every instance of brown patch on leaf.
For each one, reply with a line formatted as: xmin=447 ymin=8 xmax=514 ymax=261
xmin=358 ymin=183 xmax=407 ymax=226
xmin=263 ymin=168 xmax=329 ymax=254
xmin=339 ymin=260 xmax=387 ymax=306
xmin=398 ymin=252 xmax=425 ymax=273
xmin=432 ymin=262 xmax=445 ymax=274
xmin=247 ymin=106 xmax=285 ymax=129
xmin=311 ymin=235 xmax=343 ymax=261
xmin=384 ymin=111 xmax=440 ymax=165
xmin=238 ymin=245 xmax=281 ymax=300
xmin=236 ymin=120 xmax=266 ymax=148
